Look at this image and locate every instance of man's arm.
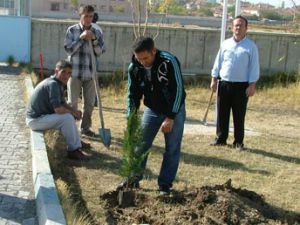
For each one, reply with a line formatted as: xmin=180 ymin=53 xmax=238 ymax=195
xmin=246 ymin=43 xmax=260 ymax=97
xmin=91 ymin=26 xmax=105 ymax=56
xmin=127 ymin=63 xmax=143 ymax=116
xmin=210 ymin=77 xmax=218 ymax=92
xmin=64 ymin=26 xmax=83 ymax=57
xmin=159 ymin=54 xmax=184 ymax=133
xmin=210 ymin=49 xmax=222 ymax=92
xmin=246 ymin=82 xmax=256 ymax=97
xmin=160 ymin=53 xmax=184 ymax=120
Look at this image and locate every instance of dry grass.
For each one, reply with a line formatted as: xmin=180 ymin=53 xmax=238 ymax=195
xmin=45 ymin=80 xmax=300 ymax=224
xmin=56 ymin=179 xmax=92 ymax=225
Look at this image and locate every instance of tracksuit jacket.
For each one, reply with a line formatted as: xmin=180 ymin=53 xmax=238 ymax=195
xmin=127 ymin=50 xmax=186 ymax=119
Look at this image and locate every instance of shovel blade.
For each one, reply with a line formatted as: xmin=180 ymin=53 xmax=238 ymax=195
xmin=99 ymin=128 xmax=111 ymax=148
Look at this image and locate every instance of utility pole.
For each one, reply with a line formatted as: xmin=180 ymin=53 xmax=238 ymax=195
xmin=235 ymin=0 xmax=241 ymax=16
xmin=290 ymin=0 xmax=297 ymax=22
xmin=220 ymin=0 xmax=228 ymax=45
xmin=215 ymin=0 xmax=229 ymax=125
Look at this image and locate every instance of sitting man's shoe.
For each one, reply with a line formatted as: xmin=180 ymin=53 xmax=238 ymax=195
xmin=81 ymin=141 xmax=91 ymax=149
xmin=116 ymin=179 xmax=140 ymax=191
xmin=232 ymin=142 xmax=244 ymax=150
xmin=81 ymin=129 xmax=97 ymax=137
xmin=158 ymin=185 xmax=171 ymax=196
xmin=67 ymin=149 xmax=86 ymax=160
xmin=210 ymin=140 xmax=227 ymax=146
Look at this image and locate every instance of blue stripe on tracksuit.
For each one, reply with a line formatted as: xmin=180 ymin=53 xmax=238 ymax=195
xmin=160 ymin=51 xmax=183 ymax=113
xmin=127 ymin=63 xmax=133 ymax=116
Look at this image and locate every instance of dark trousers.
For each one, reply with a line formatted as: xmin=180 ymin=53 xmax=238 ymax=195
xmin=216 ymin=81 xmax=249 ymax=144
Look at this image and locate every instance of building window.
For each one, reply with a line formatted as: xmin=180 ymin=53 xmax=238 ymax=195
xmin=0 ymin=0 xmax=14 ymax=8
xmin=51 ymin=2 xmax=60 ymax=11
xmin=63 ymin=3 xmax=68 ymax=10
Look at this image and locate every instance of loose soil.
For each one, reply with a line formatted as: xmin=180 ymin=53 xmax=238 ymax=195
xmin=101 ymin=180 xmax=299 ymax=225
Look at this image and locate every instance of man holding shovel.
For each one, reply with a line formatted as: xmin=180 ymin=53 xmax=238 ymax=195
xmin=64 ymin=5 xmax=104 ymax=137
xmin=117 ymin=37 xmax=186 ymax=196
xmin=26 ymin=60 xmax=90 ymax=160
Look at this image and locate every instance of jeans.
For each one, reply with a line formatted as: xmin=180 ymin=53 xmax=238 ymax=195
xmin=26 ymin=113 xmax=81 ymax=151
xmin=137 ymin=103 xmax=186 ymax=188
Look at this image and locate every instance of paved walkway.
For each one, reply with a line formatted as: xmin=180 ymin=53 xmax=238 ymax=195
xmin=0 ymin=73 xmax=36 ymax=225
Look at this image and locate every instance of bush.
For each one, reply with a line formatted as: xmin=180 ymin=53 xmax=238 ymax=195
xmin=258 ymin=71 xmax=299 ymax=88
xmin=6 ymin=55 xmax=15 ymax=66
xmin=18 ymin=62 xmax=34 ymax=74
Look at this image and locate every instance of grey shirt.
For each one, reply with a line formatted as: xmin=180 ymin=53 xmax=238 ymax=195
xmin=26 ymin=76 xmax=66 ymax=119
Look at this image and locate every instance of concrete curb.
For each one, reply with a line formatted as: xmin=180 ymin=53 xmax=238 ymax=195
xmin=25 ymin=77 xmax=67 ymax=225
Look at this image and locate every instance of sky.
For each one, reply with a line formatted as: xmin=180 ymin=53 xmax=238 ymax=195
xmin=218 ymin=0 xmax=300 ymax=8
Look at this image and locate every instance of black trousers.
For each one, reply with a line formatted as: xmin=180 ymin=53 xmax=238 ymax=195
xmin=216 ymin=81 xmax=249 ymax=144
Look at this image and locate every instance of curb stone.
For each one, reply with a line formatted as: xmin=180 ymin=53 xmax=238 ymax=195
xmin=25 ymin=76 xmax=67 ymax=225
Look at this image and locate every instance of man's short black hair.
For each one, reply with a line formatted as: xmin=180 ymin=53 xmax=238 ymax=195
xmin=56 ymin=60 xmax=72 ymax=70
xmin=78 ymin=5 xmax=94 ymax=15
xmin=132 ymin=37 xmax=155 ymax=53
xmin=234 ymin=15 xmax=248 ymax=27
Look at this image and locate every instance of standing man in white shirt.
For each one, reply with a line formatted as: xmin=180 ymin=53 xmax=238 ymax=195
xmin=210 ymin=15 xmax=260 ymax=150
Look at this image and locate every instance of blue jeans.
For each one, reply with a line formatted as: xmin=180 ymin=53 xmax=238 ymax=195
xmin=138 ymin=103 xmax=186 ymax=188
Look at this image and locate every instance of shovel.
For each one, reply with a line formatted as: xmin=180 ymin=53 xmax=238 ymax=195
xmin=201 ymin=90 xmax=214 ymax=125
xmin=89 ymin=41 xmax=111 ymax=148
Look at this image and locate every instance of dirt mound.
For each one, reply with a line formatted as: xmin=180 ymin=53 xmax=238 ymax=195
xmin=101 ymin=179 xmax=300 ymax=225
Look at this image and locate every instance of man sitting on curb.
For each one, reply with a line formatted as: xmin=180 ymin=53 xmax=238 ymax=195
xmin=26 ymin=59 xmax=90 ymax=160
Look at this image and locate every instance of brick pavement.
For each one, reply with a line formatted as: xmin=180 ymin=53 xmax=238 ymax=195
xmin=0 ymin=73 xmax=36 ymax=225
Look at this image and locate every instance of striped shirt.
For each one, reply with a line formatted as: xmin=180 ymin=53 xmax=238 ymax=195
xmin=64 ymin=23 xmax=104 ymax=80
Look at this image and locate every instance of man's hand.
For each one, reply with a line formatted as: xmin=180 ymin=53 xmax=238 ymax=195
xmin=161 ymin=118 xmax=174 ymax=134
xmin=246 ymin=82 xmax=256 ymax=97
xmin=54 ymin=106 xmax=82 ymax=120
xmin=80 ymin=30 xmax=96 ymax=41
xmin=72 ymin=110 xmax=82 ymax=120
xmin=210 ymin=77 xmax=218 ymax=92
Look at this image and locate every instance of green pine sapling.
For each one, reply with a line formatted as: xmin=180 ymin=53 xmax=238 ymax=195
xmin=119 ymin=110 xmax=146 ymax=190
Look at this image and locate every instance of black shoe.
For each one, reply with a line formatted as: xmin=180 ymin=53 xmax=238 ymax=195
xmin=210 ymin=140 xmax=227 ymax=146
xmin=232 ymin=142 xmax=244 ymax=150
xmin=67 ymin=149 xmax=86 ymax=160
xmin=81 ymin=141 xmax=91 ymax=149
xmin=81 ymin=129 xmax=97 ymax=137
xmin=158 ymin=185 xmax=171 ymax=196
xmin=116 ymin=179 xmax=140 ymax=191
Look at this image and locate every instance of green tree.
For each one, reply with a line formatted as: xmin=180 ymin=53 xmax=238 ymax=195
xmin=119 ymin=110 xmax=146 ymax=186
xmin=157 ymin=0 xmax=186 ymax=15
xmin=260 ymin=10 xmax=283 ymax=20
xmin=228 ymin=5 xmax=235 ymax=17
xmin=245 ymin=14 xmax=259 ymax=21
xmin=197 ymin=7 xmax=213 ymax=17
xmin=112 ymin=5 xmax=125 ymax=13
xmin=69 ymin=0 xmax=78 ymax=9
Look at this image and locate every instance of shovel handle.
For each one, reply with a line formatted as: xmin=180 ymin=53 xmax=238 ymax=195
xmin=202 ymin=90 xmax=214 ymax=123
xmin=89 ymin=41 xmax=105 ymax=129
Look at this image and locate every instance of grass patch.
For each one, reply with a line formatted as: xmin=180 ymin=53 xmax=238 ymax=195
xmin=44 ymin=76 xmax=300 ymax=224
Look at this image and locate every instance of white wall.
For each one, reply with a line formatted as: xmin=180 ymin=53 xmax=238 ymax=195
xmin=31 ymin=19 xmax=300 ymax=74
